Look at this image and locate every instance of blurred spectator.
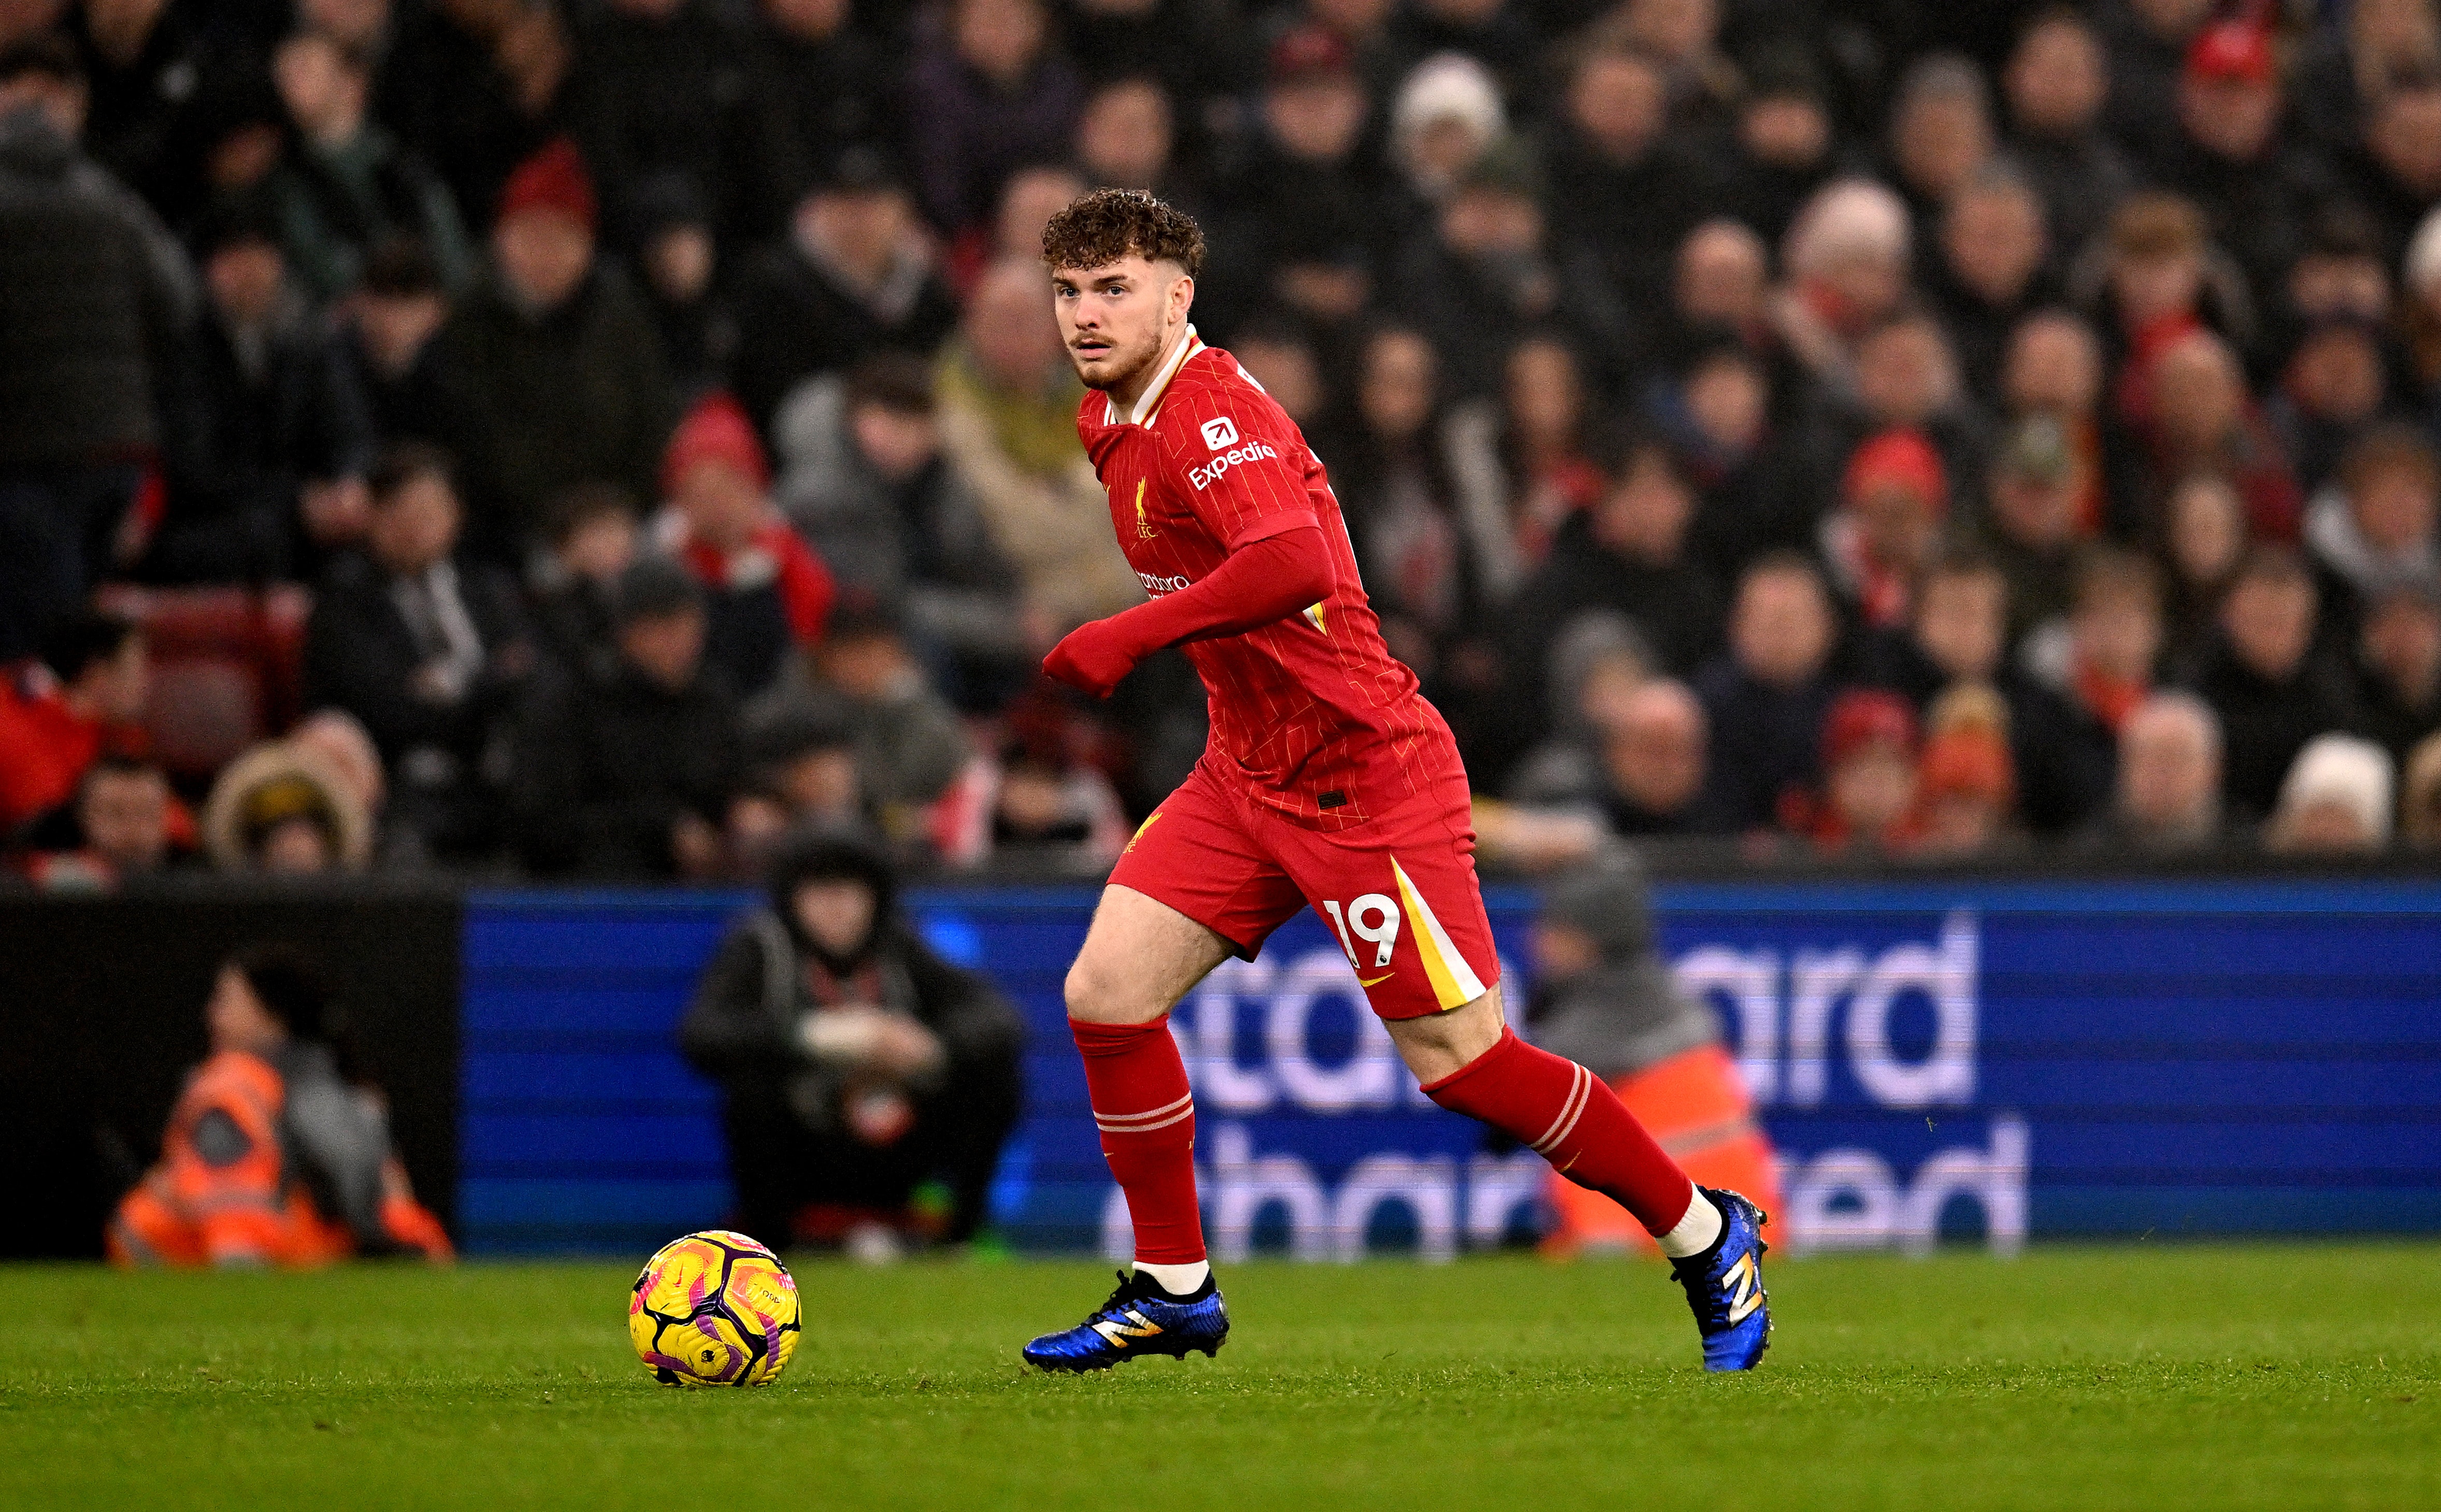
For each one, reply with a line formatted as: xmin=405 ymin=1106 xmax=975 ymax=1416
xmin=110 ymin=943 xmax=451 ymax=1266
xmin=2140 ymin=327 xmax=2300 ymax=542
xmin=1543 ymin=40 xmax=1712 ymax=337
xmin=0 ymin=32 xmax=194 ymax=656
xmin=528 ymin=482 xmax=640 ymax=685
xmin=1974 ymin=414 xmax=2085 ymax=649
xmin=1912 ymin=719 xmax=2019 ymax=858
xmin=2404 ymin=729 xmax=2441 ymax=848
xmin=1864 ymin=545 xmax=2110 ymax=835
xmin=2085 ymin=689 xmax=2227 ymax=853
xmin=303 ymin=443 xmax=531 ymax=858
xmin=1669 ymin=218 xmax=1769 ymax=359
xmin=287 ymin=708 xmax=394 ymax=863
xmin=338 ymin=235 xmax=451 ymax=443
xmin=200 ymin=737 xmax=375 ymax=874
xmin=2153 ymin=20 xmax=2321 ymax=299
xmin=2157 ymin=469 xmax=2247 ymax=666
xmin=653 ymin=393 xmax=835 ymax=700
xmin=1773 ymin=179 xmax=1911 ymax=390
xmin=1511 ymin=431 xmax=1721 ymax=684
xmin=1504 ymin=611 xmax=1653 ymax=799
xmin=2001 ymin=7 xmax=2131 ymax=257
xmin=1522 ymin=674 xmax=1722 ymax=840
xmin=2291 ymin=0 xmax=2441 ymax=161
xmin=378 ymin=0 xmax=575 ymax=227
xmin=1696 ymin=553 xmax=1840 ymax=833
xmin=2264 ymin=733 xmax=2394 ymax=856
xmin=2345 ymin=68 xmax=2441 ymax=265
xmin=936 ymin=257 xmax=1132 ymax=630
xmin=678 ymin=831 xmax=1023 ymax=1249
xmin=728 ymin=148 xmax=957 ymax=437
xmin=1716 ymin=48 xmax=1833 ymax=248
xmin=20 ymin=753 xmax=186 ymax=889
xmin=566 ymin=0 xmax=751 ymax=249
xmin=2305 ymin=423 xmax=2441 ymax=637
xmin=2000 ymin=310 xmax=2120 ymax=538
xmin=774 ymin=354 xmax=1028 ymax=705
xmin=1527 ymin=857 xmax=1778 ymax=1256
xmin=70 ymin=0 xmax=213 ymax=215
xmin=265 ymin=28 xmax=469 ymax=301
xmin=1884 ymin=54 xmax=1993 ymax=226
xmin=510 ymin=555 xmax=741 ymax=878
xmin=2268 ymin=316 xmax=2391 ymax=500
xmin=1074 ymin=76 xmax=1178 ymax=197
xmin=1793 ymin=689 xmax=1921 ymax=854
xmin=0 ymin=609 xmax=148 ymax=833
xmin=2089 ymin=193 xmax=2252 ymax=427
xmin=1391 ymin=134 xmax=1586 ymax=404
xmin=2101 ymin=0 xmax=2215 ymax=159
xmin=906 ymin=0 xmax=1080 ymax=237
xmin=1390 ymin=50 xmax=1501 ymax=197
xmin=1820 ymin=426 xmax=1945 ymax=632
xmin=1496 ymin=334 xmax=1603 ymax=567
xmin=939 ymin=700 xmax=1128 ymax=871
xmin=749 ymin=599 xmax=972 ymax=853
xmin=630 ymin=172 xmax=736 ymax=404
xmin=2354 ymin=583 xmax=2441 ymax=765
xmin=1207 ymin=26 xmax=1380 ymax=336
xmin=145 ymin=196 xmax=377 ymax=584
xmin=2185 ymin=545 xmax=2359 ymax=824
xmin=733 ymin=702 xmax=868 ymax=855
xmin=430 ymin=138 xmax=673 ymax=563
xmin=741 ymin=0 xmax=891 ymax=235
xmin=1931 ymin=167 xmax=2054 ymax=399
xmin=2028 ymin=546 xmax=2163 ymax=777
xmin=1331 ymin=326 xmax=1504 ymax=707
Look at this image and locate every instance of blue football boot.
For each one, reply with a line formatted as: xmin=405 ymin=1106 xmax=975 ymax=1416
xmin=1670 ymin=1187 xmax=1772 ymax=1372
xmin=1022 ymin=1270 xmax=1230 ymax=1373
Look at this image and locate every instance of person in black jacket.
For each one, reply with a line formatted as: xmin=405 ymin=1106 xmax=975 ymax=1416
xmin=303 ymin=443 xmax=532 ymax=860
xmin=509 ymin=554 xmax=741 ymax=878
xmin=679 ymin=830 xmax=1023 ymax=1251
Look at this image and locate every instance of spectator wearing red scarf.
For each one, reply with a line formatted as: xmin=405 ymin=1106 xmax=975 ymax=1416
xmin=0 ymin=611 xmax=152 ymax=833
xmin=1821 ymin=428 xmax=1945 ymax=629
xmin=655 ymin=393 xmax=836 ymax=699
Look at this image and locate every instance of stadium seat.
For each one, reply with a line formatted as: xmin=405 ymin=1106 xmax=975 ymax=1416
xmin=93 ymin=585 xmax=313 ymax=780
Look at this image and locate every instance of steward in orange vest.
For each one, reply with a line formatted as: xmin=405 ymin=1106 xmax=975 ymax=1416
xmin=110 ymin=945 xmax=452 ymax=1268
xmin=1525 ymin=859 xmax=1782 ymax=1255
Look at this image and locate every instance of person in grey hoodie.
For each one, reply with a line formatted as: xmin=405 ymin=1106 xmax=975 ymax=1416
xmin=1524 ymin=856 xmax=1781 ymax=1254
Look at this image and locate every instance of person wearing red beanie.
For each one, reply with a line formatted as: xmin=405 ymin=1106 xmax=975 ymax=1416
xmin=655 ymin=393 xmax=835 ymax=697
xmin=1823 ymin=426 xmax=1948 ymax=629
xmin=494 ymin=139 xmax=598 ymax=314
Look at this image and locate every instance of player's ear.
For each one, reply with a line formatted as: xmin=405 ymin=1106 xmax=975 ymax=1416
xmin=1171 ymin=272 xmax=1195 ymax=323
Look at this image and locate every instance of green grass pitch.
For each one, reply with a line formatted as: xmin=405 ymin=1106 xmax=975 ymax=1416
xmin=4 ymin=1245 xmax=2433 ymax=1511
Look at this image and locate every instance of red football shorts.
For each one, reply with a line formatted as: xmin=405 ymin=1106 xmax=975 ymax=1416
xmin=1108 ymin=761 xmax=1501 ymax=1021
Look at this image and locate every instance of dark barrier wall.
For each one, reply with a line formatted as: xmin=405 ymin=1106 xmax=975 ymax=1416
xmin=0 ymin=886 xmax=462 ymax=1259
xmin=462 ymin=878 xmax=2441 ymax=1257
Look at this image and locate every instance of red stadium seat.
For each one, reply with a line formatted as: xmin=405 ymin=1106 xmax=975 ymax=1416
xmin=92 ymin=585 xmax=314 ymax=780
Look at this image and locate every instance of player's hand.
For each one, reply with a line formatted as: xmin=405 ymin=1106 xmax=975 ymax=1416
xmin=1042 ymin=617 xmax=1141 ymax=699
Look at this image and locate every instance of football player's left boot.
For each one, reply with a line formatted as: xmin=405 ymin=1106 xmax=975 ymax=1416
xmin=1021 ymin=1269 xmax=1229 ymax=1373
xmin=1670 ymin=1187 xmax=1772 ymax=1372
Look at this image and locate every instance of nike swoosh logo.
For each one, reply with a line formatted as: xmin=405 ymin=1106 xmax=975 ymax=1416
xmin=1358 ymin=972 xmax=1395 ymax=987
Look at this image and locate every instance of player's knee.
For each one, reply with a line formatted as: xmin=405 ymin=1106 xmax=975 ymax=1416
xmin=1064 ymin=955 xmax=1149 ymax=1025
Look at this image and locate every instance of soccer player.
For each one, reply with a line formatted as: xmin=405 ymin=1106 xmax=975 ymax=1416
xmin=1020 ymin=190 xmax=1771 ymax=1373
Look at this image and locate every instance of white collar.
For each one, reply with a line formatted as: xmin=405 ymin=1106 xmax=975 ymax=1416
xmin=1105 ymin=325 xmax=1203 ymax=427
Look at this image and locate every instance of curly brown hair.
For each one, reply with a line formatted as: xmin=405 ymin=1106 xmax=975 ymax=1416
xmin=1040 ymin=188 xmax=1205 ymax=279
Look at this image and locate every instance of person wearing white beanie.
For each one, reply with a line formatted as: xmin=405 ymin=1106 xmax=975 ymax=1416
xmin=1389 ymin=53 xmax=1506 ymax=204
xmin=2266 ymin=733 xmax=2396 ymax=854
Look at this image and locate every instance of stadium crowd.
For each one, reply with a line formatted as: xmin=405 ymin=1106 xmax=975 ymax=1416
xmin=6 ymin=0 xmax=2441 ymax=886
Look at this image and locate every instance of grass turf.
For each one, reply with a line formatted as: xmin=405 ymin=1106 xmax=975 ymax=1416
xmin=1 ymin=1245 xmax=2433 ymax=1511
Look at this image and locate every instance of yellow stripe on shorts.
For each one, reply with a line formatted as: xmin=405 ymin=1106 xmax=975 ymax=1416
xmin=1390 ymin=855 xmax=1488 ymax=1010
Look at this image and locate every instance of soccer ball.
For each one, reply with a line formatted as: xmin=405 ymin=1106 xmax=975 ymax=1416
xmin=628 ymin=1230 xmax=801 ymax=1387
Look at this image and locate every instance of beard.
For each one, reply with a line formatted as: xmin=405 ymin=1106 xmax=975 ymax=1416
xmin=1069 ymin=323 xmax=1166 ymax=393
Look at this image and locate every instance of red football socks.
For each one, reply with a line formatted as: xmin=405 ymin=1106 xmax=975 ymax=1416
xmin=1071 ymin=1016 xmax=1207 ymax=1264
xmin=1423 ymin=1027 xmax=1698 ymax=1235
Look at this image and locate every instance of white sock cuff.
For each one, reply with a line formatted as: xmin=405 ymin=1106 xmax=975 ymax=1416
xmin=1653 ymin=1186 xmax=1723 ymax=1259
xmin=1132 ymin=1259 xmax=1210 ymax=1295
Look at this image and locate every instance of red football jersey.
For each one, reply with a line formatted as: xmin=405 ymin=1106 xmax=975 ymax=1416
xmin=1076 ymin=329 xmax=1464 ymax=827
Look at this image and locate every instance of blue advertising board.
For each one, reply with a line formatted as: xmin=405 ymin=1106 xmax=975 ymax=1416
xmin=456 ymin=879 xmax=2441 ymax=1256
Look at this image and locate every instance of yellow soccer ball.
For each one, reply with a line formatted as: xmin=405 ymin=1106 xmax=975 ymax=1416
xmin=629 ymin=1230 xmax=801 ymax=1387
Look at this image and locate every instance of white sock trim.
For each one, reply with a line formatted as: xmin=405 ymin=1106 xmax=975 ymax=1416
xmin=1654 ymin=1187 xmax=1722 ymax=1259
xmin=1133 ymin=1259 xmax=1210 ymax=1295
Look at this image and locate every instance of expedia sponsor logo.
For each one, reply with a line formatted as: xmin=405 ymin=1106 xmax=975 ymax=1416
xmin=1138 ymin=570 xmax=1193 ymax=595
xmin=1188 ymin=440 xmax=1278 ymax=491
